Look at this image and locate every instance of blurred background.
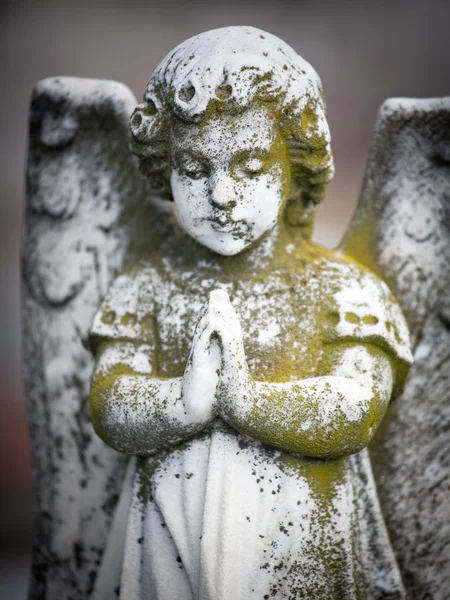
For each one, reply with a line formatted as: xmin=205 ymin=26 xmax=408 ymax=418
xmin=1 ymin=0 xmax=449 ymax=597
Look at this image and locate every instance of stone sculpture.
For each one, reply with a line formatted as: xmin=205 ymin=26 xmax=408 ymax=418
xmin=22 ymin=26 xmax=450 ymax=600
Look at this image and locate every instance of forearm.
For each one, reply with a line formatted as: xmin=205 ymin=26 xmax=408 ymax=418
xmin=90 ymin=369 xmax=200 ymax=454
xmin=90 ymin=296 xmax=223 ymax=455
xmin=221 ymin=375 xmax=391 ymax=459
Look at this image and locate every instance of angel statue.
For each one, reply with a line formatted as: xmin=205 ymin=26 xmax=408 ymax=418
xmin=22 ymin=26 xmax=450 ymax=600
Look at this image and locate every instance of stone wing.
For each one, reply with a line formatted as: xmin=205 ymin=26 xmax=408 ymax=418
xmin=339 ymin=97 xmax=450 ymax=599
xmin=22 ymin=77 xmax=166 ymax=599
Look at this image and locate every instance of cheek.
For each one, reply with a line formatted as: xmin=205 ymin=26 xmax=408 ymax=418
xmin=234 ymin=173 xmax=284 ymax=225
xmin=171 ymin=171 xmax=208 ymax=222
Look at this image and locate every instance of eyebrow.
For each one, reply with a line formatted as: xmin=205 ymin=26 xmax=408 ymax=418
xmin=232 ymin=148 xmax=271 ymax=162
xmin=173 ymin=150 xmax=207 ymax=165
xmin=173 ymin=146 xmax=272 ymax=167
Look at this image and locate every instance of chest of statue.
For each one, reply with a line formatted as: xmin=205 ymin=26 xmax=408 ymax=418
xmin=153 ymin=267 xmax=328 ymax=381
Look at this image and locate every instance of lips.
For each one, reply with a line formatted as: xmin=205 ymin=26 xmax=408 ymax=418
xmin=210 ymin=219 xmax=236 ymax=233
xmin=206 ymin=215 xmax=250 ymax=236
xmin=207 ymin=214 xmax=233 ymax=229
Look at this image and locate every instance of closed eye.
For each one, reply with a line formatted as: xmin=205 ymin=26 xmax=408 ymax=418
xmin=235 ymin=157 xmax=265 ymax=179
xmin=182 ymin=168 xmax=207 ymax=180
xmin=245 ymin=158 xmax=264 ymax=175
xmin=178 ymin=160 xmax=208 ymax=180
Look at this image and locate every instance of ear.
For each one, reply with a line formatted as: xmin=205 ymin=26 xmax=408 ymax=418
xmin=284 ymin=181 xmax=326 ymax=238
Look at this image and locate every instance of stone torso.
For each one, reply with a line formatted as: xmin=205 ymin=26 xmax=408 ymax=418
xmin=153 ymin=259 xmax=329 ymax=382
xmin=90 ymin=241 xmax=410 ymax=600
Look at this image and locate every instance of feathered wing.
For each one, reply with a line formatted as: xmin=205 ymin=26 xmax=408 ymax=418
xmin=340 ymin=97 xmax=450 ymax=599
xmin=22 ymin=77 xmax=171 ymax=599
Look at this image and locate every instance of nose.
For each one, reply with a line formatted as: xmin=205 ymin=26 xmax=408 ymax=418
xmin=208 ymin=173 xmax=237 ymax=210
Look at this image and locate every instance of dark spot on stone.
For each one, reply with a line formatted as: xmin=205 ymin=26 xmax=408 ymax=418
xmin=101 ymin=309 xmax=116 ymax=325
xmin=345 ymin=312 xmax=360 ymax=324
xmin=239 ymin=438 xmax=250 ymax=450
xmin=121 ymin=312 xmax=137 ymax=326
xmin=143 ymin=100 xmax=157 ymax=116
xmin=327 ymin=311 xmax=339 ymax=325
xmin=178 ymin=84 xmax=195 ymax=103
xmin=362 ymin=315 xmax=379 ymax=325
xmin=131 ymin=112 xmax=142 ymax=127
xmin=215 ymin=84 xmax=233 ymax=100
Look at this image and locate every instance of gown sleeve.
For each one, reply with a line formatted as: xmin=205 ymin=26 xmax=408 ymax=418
xmin=329 ymin=265 xmax=413 ymax=396
xmin=89 ymin=264 xmax=157 ymax=352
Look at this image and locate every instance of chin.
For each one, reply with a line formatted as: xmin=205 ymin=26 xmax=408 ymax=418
xmin=211 ymin=245 xmax=246 ymax=256
xmin=195 ymin=233 xmax=252 ymax=256
xmin=203 ymin=239 xmax=248 ymax=256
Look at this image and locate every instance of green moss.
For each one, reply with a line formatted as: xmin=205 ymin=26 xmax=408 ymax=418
xmin=137 ymin=459 xmax=159 ymax=502
xmin=362 ymin=315 xmax=378 ymax=325
xmin=120 ymin=312 xmax=137 ymax=327
xmin=89 ymin=358 xmax=136 ymax=442
xmin=345 ymin=312 xmax=360 ymax=324
xmin=101 ymin=309 xmax=116 ymax=325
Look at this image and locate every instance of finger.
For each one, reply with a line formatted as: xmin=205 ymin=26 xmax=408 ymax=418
xmin=209 ymin=288 xmax=230 ymax=305
xmin=190 ymin=322 xmax=222 ymax=364
xmin=207 ymin=289 xmax=241 ymax=329
xmin=207 ymin=333 xmax=222 ymax=364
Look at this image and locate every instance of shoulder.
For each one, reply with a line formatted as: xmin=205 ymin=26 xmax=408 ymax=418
xmin=89 ymin=261 xmax=162 ymax=351
xmin=307 ymin=249 xmax=413 ymax=392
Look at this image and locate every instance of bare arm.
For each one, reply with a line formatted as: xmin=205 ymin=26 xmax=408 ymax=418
xmin=212 ymin=290 xmax=394 ymax=459
xmin=89 ymin=295 xmax=222 ymax=455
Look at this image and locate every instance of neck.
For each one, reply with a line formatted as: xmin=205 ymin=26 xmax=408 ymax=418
xmin=167 ymin=220 xmax=309 ymax=280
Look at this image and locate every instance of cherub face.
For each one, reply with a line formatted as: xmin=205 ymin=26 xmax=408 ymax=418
xmin=170 ymin=105 xmax=290 ymax=256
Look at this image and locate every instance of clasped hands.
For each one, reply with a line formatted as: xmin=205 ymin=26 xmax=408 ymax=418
xmin=181 ymin=289 xmax=252 ymax=428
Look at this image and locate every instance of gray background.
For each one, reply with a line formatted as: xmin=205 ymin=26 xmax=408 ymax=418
xmin=1 ymin=0 xmax=449 ymax=597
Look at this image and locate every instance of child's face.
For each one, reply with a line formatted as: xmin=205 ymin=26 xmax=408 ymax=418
xmin=170 ymin=105 xmax=290 ymax=256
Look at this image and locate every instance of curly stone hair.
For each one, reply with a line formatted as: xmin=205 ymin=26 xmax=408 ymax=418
xmin=130 ymin=26 xmax=334 ymax=233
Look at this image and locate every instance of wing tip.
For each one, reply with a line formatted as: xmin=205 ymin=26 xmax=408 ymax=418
xmin=30 ymin=76 xmax=137 ymax=116
xmin=378 ymin=95 xmax=450 ymax=121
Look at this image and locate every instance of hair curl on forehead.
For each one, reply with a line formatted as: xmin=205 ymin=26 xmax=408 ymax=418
xmin=130 ymin=26 xmax=334 ymax=232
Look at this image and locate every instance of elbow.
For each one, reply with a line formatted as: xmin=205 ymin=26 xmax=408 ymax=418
xmin=89 ymin=372 xmax=169 ymax=456
xmin=309 ymin=388 xmax=389 ymax=458
xmin=89 ymin=375 xmax=141 ymax=455
xmin=89 ymin=380 xmax=123 ymax=453
xmin=303 ymin=411 xmax=382 ymax=459
xmin=90 ymin=398 xmax=149 ymax=456
xmin=250 ymin=423 xmax=372 ymax=460
xmin=278 ymin=404 xmax=380 ymax=459
xmin=315 ymin=430 xmax=371 ymax=459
